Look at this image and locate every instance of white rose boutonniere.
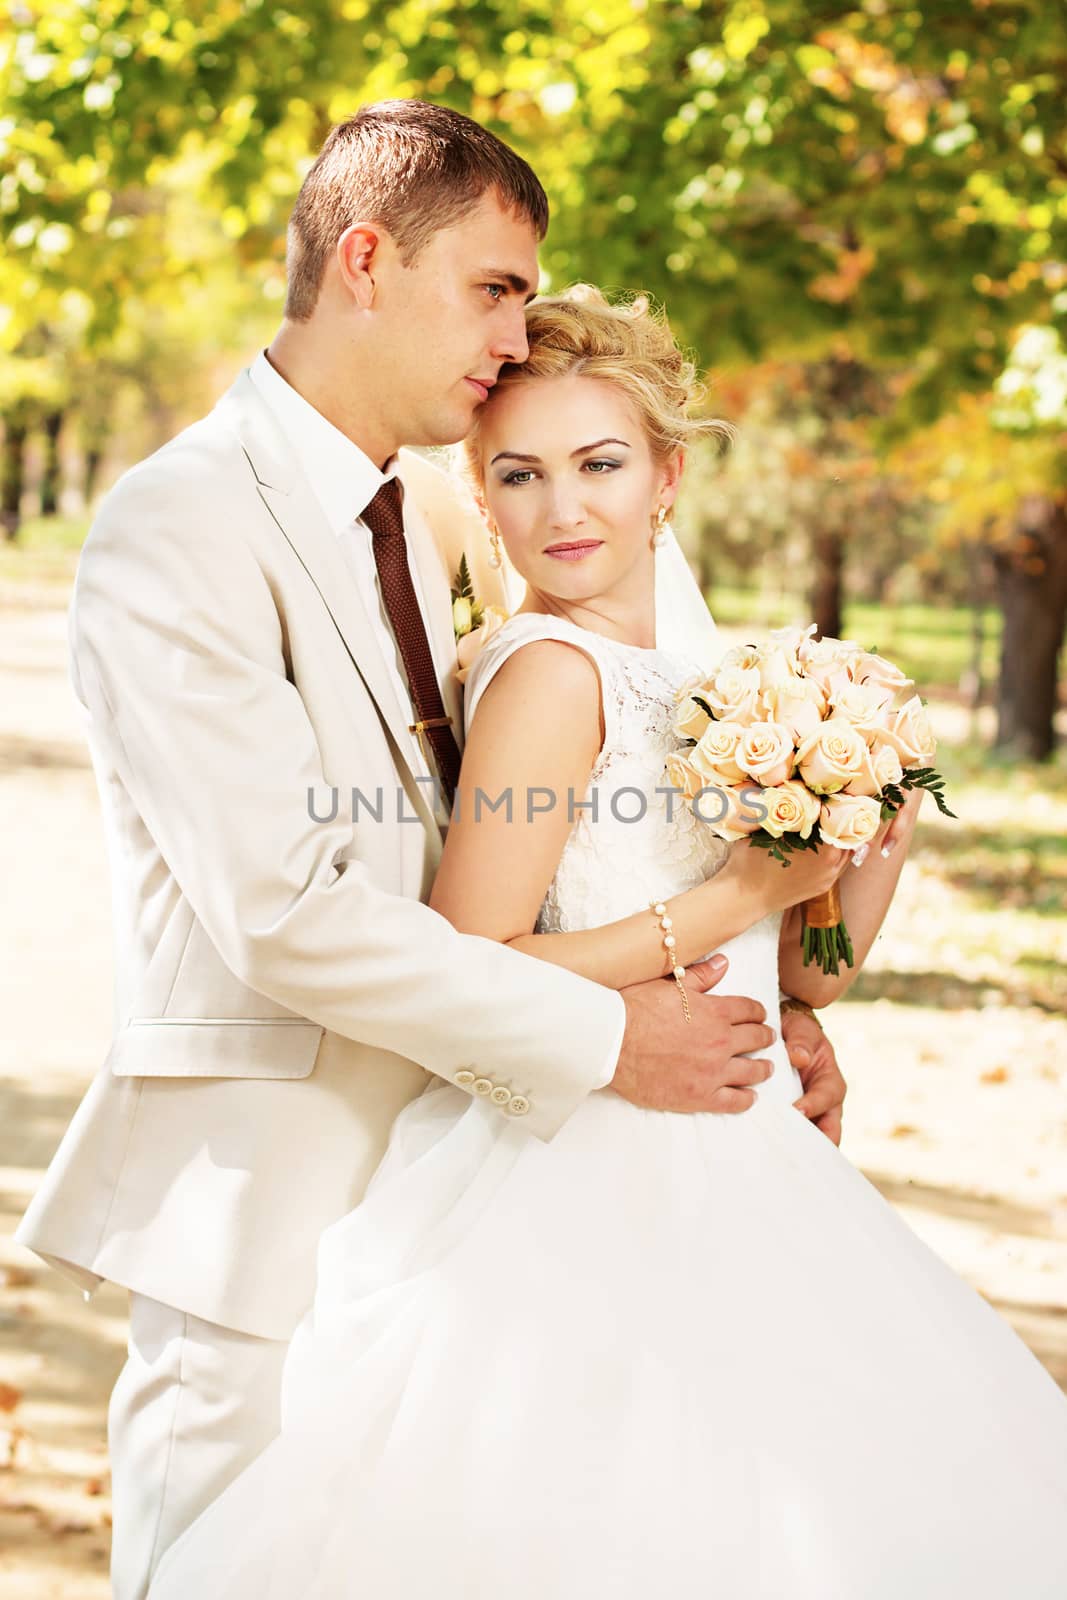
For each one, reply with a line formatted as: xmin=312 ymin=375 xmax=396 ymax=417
xmin=451 ymin=553 xmax=510 ymax=685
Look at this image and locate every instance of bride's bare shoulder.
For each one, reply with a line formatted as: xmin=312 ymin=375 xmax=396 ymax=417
xmin=469 ymin=628 xmax=605 ymax=753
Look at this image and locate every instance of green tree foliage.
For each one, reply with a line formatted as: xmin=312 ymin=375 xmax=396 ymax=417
xmin=5 ymin=2 xmax=1064 ymax=410
xmin=2 ymin=2 xmax=1064 ymax=742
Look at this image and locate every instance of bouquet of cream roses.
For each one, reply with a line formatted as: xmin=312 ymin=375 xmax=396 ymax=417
xmin=667 ymin=624 xmax=954 ymax=975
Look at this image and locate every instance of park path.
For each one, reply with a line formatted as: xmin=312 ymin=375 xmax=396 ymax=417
xmin=1 ymin=577 xmax=1065 ymax=1596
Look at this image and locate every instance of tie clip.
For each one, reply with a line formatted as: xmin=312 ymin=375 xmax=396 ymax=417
xmin=409 ymin=716 xmax=453 ymax=734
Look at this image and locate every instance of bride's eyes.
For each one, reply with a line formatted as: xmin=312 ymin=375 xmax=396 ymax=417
xmin=499 ymin=459 xmax=622 ymax=486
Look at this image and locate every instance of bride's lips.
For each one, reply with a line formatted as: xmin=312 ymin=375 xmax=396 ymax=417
xmin=543 ymin=540 xmax=604 ymax=562
xmin=465 ymin=377 xmax=494 ymax=402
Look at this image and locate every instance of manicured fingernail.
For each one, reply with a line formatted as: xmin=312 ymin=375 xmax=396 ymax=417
xmin=881 ymin=839 xmax=897 ymax=858
xmin=710 ymin=954 xmax=727 ymax=970
xmin=851 ymin=843 xmax=869 ymax=868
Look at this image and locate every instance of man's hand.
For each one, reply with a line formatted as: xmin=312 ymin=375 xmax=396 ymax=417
xmin=613 ymin=955 xmax=777 ymax=1114
xmin=783 ymin=1008 xmax=847 ymax=1145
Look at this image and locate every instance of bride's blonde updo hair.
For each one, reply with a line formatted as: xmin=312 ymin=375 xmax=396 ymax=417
xmin=463 ymin=283 xmax=732 ymax=490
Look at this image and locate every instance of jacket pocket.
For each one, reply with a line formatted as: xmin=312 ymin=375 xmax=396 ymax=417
xmin=109 ymin=1019 xmax=324 ymax=1080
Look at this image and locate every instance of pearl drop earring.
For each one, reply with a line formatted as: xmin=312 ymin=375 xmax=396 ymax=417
xmin=652 ymin=506 xmax=671 ymax=549
xmin=488 ymin=522 xmax=503 ymax=570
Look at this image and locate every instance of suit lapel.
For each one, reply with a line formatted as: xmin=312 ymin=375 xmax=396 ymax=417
xmin=216 ymin=374 xmax=438 ymax=833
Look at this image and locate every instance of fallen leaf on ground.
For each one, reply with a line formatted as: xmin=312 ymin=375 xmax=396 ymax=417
xmin=0 ymin=1383 xmax=21 ymax=1414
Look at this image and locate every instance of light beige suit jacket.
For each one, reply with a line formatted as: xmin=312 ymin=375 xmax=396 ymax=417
xmin=16 ymin=372 xmax=623 ymax=1339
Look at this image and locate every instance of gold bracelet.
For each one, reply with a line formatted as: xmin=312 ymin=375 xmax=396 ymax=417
xmin=649 ymin=899 xmax=691 ymax=1024
xmin=779 ymin=996 xmax=819 ymax=1024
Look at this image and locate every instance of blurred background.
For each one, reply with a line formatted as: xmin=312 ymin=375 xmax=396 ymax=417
xmin=1 ymin=2 xmax=1065 ymax=1593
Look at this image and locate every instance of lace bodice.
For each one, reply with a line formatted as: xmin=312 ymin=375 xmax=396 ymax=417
xmin=463 ymin=613 xmax=730 ymax=934
xmin=463 ymin=611 xmax=795 ymax=1103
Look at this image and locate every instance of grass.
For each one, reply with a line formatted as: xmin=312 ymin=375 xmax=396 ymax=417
xmin=0 ymin=516 xmax=88 ymax=587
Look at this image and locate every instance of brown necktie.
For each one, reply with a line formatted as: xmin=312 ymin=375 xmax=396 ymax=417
xmin=362 ymin=479 xmax=462 ymax=805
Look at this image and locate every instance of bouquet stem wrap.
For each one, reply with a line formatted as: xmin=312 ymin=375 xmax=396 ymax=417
xmin=801 ymin=883 xmax=854 ymax=977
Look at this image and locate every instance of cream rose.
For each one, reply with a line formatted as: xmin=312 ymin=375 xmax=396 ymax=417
xmin=829 ymin=679 xmax=896 ymax=735
xmin=694 ymin=781 xmax=767 ymax=843
xmin=796 ymin=718 xmax=867 ymax=794
xmin=663 ymin=752 xmax=705 ymax=801
xmin=674 ymin=671 xmax=708 ymax=704
xmin=797 ymin=632 xmax=857 ymax=667
xmin=736 ymin=721 xmax=796 ymax=787
xmin=877 ymin=694 xmax=937 ymax=765
xmin=845 ymin=740 xmax=904 ymax=799
xmin=704 ymin=664 xmax=762 ymax=723
xmin=804 ymin=659 xmax=854 ymax=699
xmin=818 ymin=793 xmax=883 ymax=850
xmin=852 ymin=651 xmax=914 ymax=696
xmin=455 ymin=606 xmax=508 ymax=685
xmin=757 ymin=645 xmax=803 ymax=694
xmin=769 ymin=622 xmax=817 ymax=658
xmin=673 ymin=693 xmax=713 ymax=742
xmin=718 ymin=644 xmax=761 ymax=673
xmin=689 ymin=719 xmax=747 ymax=784
xmin=761 ymin=679 xmax=826 ymax=742
xmin=760 ymin=779 xmax=821 ymax=839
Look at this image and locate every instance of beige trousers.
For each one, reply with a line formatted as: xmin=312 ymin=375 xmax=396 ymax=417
xmin=108 ymin=1292 xmax=289 ymax=1600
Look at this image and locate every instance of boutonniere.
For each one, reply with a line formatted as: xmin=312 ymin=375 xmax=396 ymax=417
xmin=451 ymin=553 xmax=508 ymax=684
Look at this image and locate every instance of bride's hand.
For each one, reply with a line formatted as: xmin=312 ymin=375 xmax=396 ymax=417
xmin=723 ymin=835 xmax=850 ymax=915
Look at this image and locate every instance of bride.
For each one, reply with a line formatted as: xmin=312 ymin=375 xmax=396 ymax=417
xmin=150 ymin=287 xmax=1067 ymax=1597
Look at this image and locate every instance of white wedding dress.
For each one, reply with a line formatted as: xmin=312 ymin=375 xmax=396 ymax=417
xmin=151 ymin=613 xmax=1067 ymax=1598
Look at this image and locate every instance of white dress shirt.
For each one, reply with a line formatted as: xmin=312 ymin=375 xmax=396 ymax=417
xmin=249 ymin=351 xmax=446 ymax=805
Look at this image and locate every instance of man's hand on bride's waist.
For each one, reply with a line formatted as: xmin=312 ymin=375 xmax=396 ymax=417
xmin=611 ymin=954 xmax=778 ymax=1116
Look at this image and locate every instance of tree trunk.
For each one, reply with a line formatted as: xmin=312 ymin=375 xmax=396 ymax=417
xmin=40 ymin=409 xmax=64 ymax=516
xmin=810 ymin=526 xmax=845 ymax=639
xmin=993 ymin=495 xmax=1067 ymax=761
xmin=1 ymin=416 xmax=28 ymax=540
xmin=84 ymin=446 xmax=104 ymax=506
xmin=960 ymin=539 xmax=993 ymax=717
xmin=694 ymin=528 xmax=714 ymax=601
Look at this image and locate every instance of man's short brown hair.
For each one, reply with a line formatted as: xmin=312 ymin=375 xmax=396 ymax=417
xmin=284 ymin=99 xmax=549 ymax=320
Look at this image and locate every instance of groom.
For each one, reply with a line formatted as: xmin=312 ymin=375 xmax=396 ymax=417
xmin=17 ymin=99 xmax=845 ymax=1598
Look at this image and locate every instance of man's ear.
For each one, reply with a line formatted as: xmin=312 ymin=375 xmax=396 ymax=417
xmin=336 ymin=223 xmax=385 ymax=308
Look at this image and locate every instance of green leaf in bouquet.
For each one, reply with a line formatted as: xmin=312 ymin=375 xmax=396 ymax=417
xmin=749 ymin=829 xmax=820 ymax=867
xmin=880 ymin=782 xmax=905 ymax=818
xmin=899 ymin=767 xmax=958 ymax=819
